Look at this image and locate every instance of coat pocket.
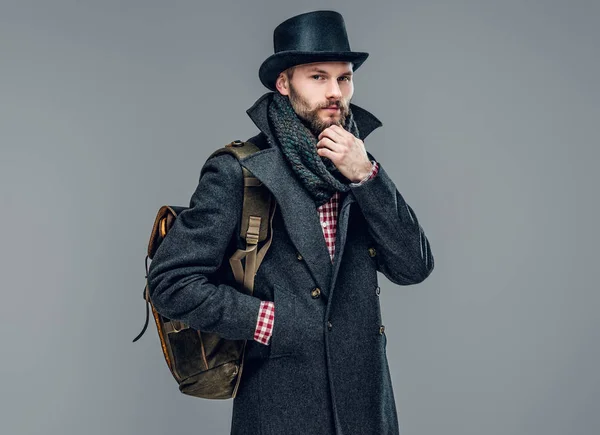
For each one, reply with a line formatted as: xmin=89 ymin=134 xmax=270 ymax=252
xmin=269 ymin=284 xmax=299 ymax=358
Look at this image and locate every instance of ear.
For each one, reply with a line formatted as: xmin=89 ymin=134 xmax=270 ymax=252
xmin=275 ymin=73 xmax=290 ymax=96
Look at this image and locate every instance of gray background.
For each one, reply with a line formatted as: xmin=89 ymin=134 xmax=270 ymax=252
xmin=1 ymin=0 xmax=598 ymax=434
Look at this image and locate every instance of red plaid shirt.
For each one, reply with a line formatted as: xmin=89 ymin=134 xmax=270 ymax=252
xmin=253 ymin=161 xmax=379 ymax=345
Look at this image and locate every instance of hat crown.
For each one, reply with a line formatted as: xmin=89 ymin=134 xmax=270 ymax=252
xmin=273 ymin=10 xmax=351 ymax=53
xmin=258 ymin=10 xmax=368 ymax=91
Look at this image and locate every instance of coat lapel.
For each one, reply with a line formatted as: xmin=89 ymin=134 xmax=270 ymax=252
xmin=241 ymin=92 xmax=383 ymax=298
xmin=329 ymin=190 xmax=356 ymax=292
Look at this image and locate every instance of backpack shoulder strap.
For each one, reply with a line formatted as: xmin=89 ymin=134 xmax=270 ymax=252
xmin=210 ymin=140 xmax=276 ymax=295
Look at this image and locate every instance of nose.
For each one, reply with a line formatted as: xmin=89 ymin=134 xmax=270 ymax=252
xmin=325 ymin=80 xmax=342 ymax=100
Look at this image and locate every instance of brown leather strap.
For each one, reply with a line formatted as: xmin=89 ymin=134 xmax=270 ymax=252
xmin=132 ymin=256 xmax=153 ymax=342
xmin=256 ymin=200 xmax=277 ymax=270
xmin=231 ymin=340 xmax=247 ymax=398
xmin=163 ymin=320 xmax=189 ymax=334
xmin=229 ymin=247 xmax=253 ymax=290
xmin=244 ymin=177 xmax=263 ymax=187
xmin=244 ymin=215 xmax=261 ymax=291
xmin=132 ymin=285 xmax=150 ymax=343
xmin=229 ymin=200 xmax=277 ymax=294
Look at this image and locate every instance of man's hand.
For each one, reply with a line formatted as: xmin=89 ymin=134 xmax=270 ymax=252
xmin=316 ymin=125 xmax=372 ymax=183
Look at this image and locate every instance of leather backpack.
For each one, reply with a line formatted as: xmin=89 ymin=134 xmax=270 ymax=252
xmin=133 ymin=140 xmax=276 ymax=399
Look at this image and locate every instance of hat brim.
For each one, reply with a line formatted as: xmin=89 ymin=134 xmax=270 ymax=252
xmin=259 ymin=51 xmax=369 ymax=91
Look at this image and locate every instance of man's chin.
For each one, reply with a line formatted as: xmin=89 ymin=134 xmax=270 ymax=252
xmin=320 ymin=112 xmax=347 ymax=126
xmin=318 ymin=113 xmax=339 ymax=125
xmin=323 ymin=120 xmax=344 ymax=129
xmin=298 ymin=113 xmax=345 ymax=136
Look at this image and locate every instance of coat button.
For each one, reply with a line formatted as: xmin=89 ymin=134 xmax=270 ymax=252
xmin=327 ymin=321 xmax=333 ymax=331
xmin=379 ymin=325 xmax=385 ymax=335
xmin=368 ymin=247 xmax=377 ymax=257
xmin=311 ymin=287 xmax=321 ymax=299
xmin=296 ymin=252 xmax=303 ymax=261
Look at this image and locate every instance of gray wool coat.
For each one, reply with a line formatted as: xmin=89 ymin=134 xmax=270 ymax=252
xmin=147 ymin=92 xmax=435 ymax=435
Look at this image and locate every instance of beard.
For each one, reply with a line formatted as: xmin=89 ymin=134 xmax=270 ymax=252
xmin=287 ymin=82 xmax=351 ymax=137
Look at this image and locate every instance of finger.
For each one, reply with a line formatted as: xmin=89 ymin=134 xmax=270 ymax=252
xmin=318 ymin=126 xmax=345 ymax=142
xmin=330 ymin=124 xmax=351 ymax=138
xmin=317 ymin=137 xmax=344 ymax=153
xmin=316 ymin=146 xmax=335 ymax=160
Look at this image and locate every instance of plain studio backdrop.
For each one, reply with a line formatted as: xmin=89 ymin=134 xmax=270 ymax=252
xmin=1 ymin=0 xmax=598 ymax=434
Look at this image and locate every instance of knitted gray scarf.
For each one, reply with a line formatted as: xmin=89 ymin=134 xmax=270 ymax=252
xmin=267 ymin=92 xmax=361 ymax=207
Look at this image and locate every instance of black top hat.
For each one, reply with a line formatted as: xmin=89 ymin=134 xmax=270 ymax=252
xmin=259 ymin=10 xmax=369 ymax=91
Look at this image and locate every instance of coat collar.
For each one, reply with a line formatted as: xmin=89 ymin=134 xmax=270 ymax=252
xmin=245 ymin=92 xmax=383 ymax=150
xmin=239 ymin=92 xmax=383 ymax=297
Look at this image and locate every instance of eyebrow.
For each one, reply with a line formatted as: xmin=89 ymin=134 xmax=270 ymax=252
xmin=307 ymin=67 xmax=353 ymax=76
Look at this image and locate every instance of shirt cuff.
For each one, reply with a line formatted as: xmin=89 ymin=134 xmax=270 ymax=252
xmin=349 ymin=160 xmax=379 ymax=186
xmin=254 ymin=301 xmax=275 ymax=345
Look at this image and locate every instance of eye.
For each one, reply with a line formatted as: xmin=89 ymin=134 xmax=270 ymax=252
xmin=339 ymin=76 xmax=351 ymax=81
xmin=311 ymin=75 xmax=323 ymax=80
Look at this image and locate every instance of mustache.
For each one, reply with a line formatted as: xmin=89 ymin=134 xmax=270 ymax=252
xmin=319 ymin=100 xmax=348 ymax=110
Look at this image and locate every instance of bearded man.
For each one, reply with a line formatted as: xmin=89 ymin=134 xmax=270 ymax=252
xmin=147 ymin=10 xmax=434 ymax=435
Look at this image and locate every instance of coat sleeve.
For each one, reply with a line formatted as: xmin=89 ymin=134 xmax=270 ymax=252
xmin=349 ymin=152 xmax=435 ymax=285
xmin=146 ymin=153 xmax=261 ymax=341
